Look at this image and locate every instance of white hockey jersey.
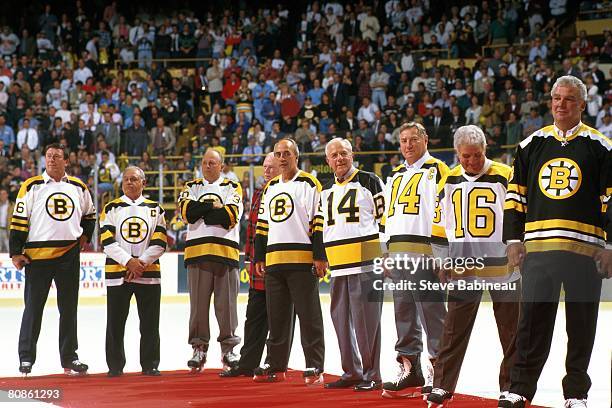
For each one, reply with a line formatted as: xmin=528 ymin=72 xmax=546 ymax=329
xmin=99 ymin=195 xmax=167 ymax=286
xmin=178 ymin=176 xmax=243 ymax=267
xmin=432 ymin=160 xmax=519 ymax=283
xmin=9 ymin=172 xmax=96 ymax=262
xmin=255 ymin=170 xmax=322 ymax=273
xmin=383 ymin=152 xmax=449 ymax=255
xmin=313 ymin=168 xmax=385 ymax=277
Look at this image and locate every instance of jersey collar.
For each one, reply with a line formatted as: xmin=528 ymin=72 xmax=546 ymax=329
xmin=203 ymin=175 xmax=223 ymax=185
xmin=460 ymin=158 xmax=492 ymax=182
xmin=404 ymin=152 xmax=431 ymax=170
xmin=553 ymin=121 xmax=583 ymax=143
xmin=121 ymin=194 xmax=145 ymax=205
xmin=335 ymin=166 xmax=358 ymax=185
xmin=42 ymin=171 xmax=69 ymax=183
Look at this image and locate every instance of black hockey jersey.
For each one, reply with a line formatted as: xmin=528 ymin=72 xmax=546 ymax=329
xmin=503 ymin=123 xmax=611 ymax=255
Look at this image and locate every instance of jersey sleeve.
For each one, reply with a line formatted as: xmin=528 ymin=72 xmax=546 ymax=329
xmin=80 ymin=184 xmax=96 ymax=242
xmin=9 ymin=182 xmax=31 ymax=257
xmin=369 ymin=174 xmax=386 ymax=223
xmin=202 ymin=182 xmax=243 ymax=230
xmin=254 ymin=184 xmax=270 ymax=263
xmin=309 ymin=181 xmax=324 ymax=261
xmin=431 ymin=182 xmax=449 ymax=260
xmin=601 ymin=141 xmax=612 ymax=246
xmin=140 ymin=205 xmax=167 ymax=265
xmin=503 ymin=144 xmax=528 ymax=242
xmin=312 ymin=195 xmax=326 ymax=261
xmin=178 ymin=183 xmax=213 ymax=224
xmin=99 ymin=204 xmax=132 ymax=267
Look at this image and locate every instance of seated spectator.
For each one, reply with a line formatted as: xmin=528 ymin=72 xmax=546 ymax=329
xmin=241 ymin=136 xmax=262 ymax=165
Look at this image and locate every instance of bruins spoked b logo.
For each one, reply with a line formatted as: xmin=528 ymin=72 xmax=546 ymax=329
xmin=198 ymin=193 xmax=222 ymax=204
xmin=269 ymin=192 xmax=294 ymax=222
xmin=46 ymin=193 xmax=75 ymax=221
xmin=538 ymin=158 xmax=582 ymax=200
xmin=120 ymin=216 xmax=149 ymax=244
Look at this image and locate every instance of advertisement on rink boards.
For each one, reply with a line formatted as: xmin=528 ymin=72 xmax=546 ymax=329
xmin=0 ymin=252 xmax=332 ymax=299
xmin=0 ymin=252 xmax=107 ymax=298
xmin=0 ymin=252 xmax=180 ymax=299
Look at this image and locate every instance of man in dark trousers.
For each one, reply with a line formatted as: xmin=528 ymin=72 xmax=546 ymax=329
xmin=10 ymin=143 xmax=96 ymax=376
xmin=220 ymin=152 xmax=293 ymax=377
xmin=100 ymin=166 xmax=167 ymax=377
xmin=500 ymin=75 xmax=612 ymax=407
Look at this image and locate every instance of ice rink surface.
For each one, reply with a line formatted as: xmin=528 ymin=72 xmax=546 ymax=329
xmin=0 ymin=295 xmax=610 ymax=408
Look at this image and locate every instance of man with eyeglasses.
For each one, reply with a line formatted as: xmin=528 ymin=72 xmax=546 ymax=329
xmin=10 ymin=143 xmax=96 ymax=376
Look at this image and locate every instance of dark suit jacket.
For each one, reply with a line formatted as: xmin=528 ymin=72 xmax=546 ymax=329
xmin=67 ymin=127 xmax=94 ymax=153
xmin=343 ymin=19 xmax=361 ymax=39
xmin=424 ymin=115 xmax=452 ymax=147
xmin=327 ymin=83 xmax=350 ymax=112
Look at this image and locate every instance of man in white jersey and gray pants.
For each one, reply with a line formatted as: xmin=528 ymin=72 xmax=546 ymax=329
xmin=382 ymin=122 xmax=449 ymax=398
xmin=313 ymin=138 xmax=385 ymax=391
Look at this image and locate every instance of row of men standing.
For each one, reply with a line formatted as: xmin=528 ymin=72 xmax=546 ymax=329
xmin=9 ymin=75 xmax=611 ymax=408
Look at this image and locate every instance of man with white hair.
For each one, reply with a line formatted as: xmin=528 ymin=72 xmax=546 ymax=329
xmin=313 ymin=138 xmax=385 ymax=391
xmin=100 ymin=166 xmax=167 ymax=377
xmin=500 ymin=76 xmax=612 ymax=408
xmin=426 ymin=125 xmax=520 ymax=407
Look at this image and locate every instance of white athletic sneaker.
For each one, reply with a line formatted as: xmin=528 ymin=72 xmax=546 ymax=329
xmin=564 ymin=399 xmax=587 ymax=407
xmin=497 ymin=392 xmax=527 ymax=408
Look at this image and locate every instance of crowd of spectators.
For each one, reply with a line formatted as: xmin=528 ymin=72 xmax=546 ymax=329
xmin=0 ymin=0 xmax=611 ymax=235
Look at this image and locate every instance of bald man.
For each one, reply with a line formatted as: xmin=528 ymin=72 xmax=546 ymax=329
xmin=179 ymin=148 xmax=244 ymax=373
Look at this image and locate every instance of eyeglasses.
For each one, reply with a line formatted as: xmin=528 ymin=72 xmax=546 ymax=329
xmin=46 ymin=154 xmax=65 ymax=161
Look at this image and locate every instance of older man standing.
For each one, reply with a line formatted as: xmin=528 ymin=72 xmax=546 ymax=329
xmin=220 ymin=152 xmax=284 ymax=377
xmin=254 ymin=139 xmax=325 ymax=385
xmin=382 ymin=122 xmax=449 ymax=399
xmin=500 ymin=76 xmax=612 ymax=408
xmin=314 ymin=138 xmax=385 ymax=391
xmin=100 ymin=166 xmax=167 ymax=377
xmin=178 ymin=148 xmax=243 ymax=373
xmin=10 ymin=143 xmax=96 ymax=376
xmin=426 ymin=125 xmax=520 ymax=407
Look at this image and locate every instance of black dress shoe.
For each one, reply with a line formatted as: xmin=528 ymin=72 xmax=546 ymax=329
xmin=107 ymin=369 xmax=123 ymax=377
xmin=324 ymin=378 xmax=362 ymax=389
xmin=142 ymin=368 xmax=161 ymax=376
xmin=354 ymin=380 xmax=383 ymax=391
xmin=219 ymin=367 xmax=253 ymax=377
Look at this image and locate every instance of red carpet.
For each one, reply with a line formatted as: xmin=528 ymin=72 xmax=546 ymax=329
xmin=0 ymin=370 xmax=538 ymax=407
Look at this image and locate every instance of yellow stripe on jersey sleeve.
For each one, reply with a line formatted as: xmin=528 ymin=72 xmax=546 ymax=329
xmin=266 ymin=250 xmax=313 ymax=266
xmin=150 ymin=231 xmax=167 ymax=243
xmin=504 ymin=200 xmax=527 ymax=213
xmin=525 ymin=219 xmax=605 ymax=238
xmin=507 ymin=183 xmax=527 ymax=195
